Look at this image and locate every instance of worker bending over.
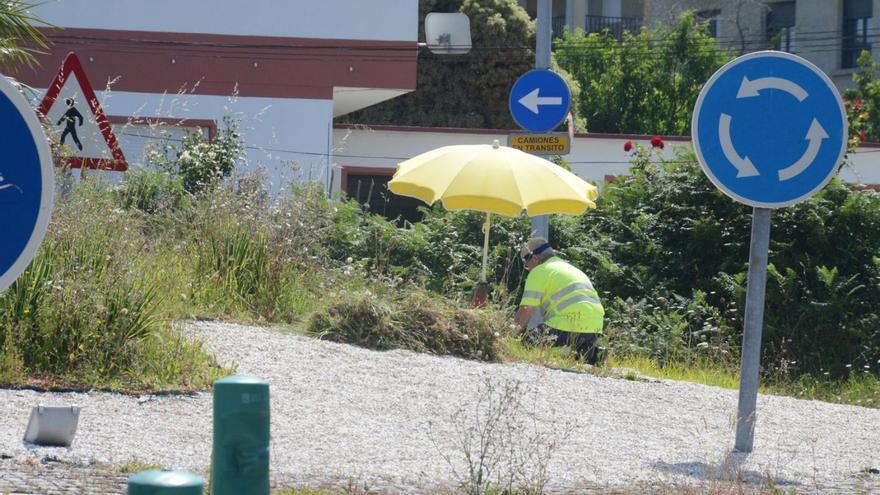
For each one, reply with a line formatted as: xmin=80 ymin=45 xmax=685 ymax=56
xmin=514 ymin=237 xmax=605 ymax=365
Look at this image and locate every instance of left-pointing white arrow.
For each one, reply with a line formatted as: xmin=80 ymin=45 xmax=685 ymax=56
xmin=518 ymin=88 xmax=563 ymax=114
xmin=777 ymin=119 xmax=829 ymax=181
xmin=736 ymin=76 xmax=809 ymax=102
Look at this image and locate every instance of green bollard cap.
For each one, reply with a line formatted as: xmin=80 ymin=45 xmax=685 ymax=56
xmin=214 ymin=375 xmax=268 ymax=387
xmin=128 ymin=470 xmax=204 ymax=495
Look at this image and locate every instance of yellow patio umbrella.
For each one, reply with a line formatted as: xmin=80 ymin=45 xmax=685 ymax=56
xmin=389 ymin=140 xmax=598 ymax=283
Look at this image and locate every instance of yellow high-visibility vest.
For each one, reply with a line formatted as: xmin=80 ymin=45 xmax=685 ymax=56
xmin=520 ymin=256 xmax=604 ymax=333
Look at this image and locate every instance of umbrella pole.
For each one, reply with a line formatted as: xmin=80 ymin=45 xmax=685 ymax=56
xmin=481 ymin=212 xmax=491 ymax=283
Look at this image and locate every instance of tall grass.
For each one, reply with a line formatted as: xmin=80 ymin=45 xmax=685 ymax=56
xmin=0 ymin=171 xmax=335 ymax=391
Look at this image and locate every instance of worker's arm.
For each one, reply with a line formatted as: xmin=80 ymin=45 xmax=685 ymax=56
xmin=517 ymin=270 xmax=542 ymax=333
xmin=514 ymin=305 xmax=535 ymax=332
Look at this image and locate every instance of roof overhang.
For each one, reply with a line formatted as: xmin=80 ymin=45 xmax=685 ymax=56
xmin=333 ymin=87 xmax=413 ymax=117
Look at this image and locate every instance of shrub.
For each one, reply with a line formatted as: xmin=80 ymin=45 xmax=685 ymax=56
xmin=0 ymin=181 xmax=223 ymax=389
xmin=115 ymin=168 xmax=190 ymax=215
xmin=555 ymin=146 xmax=880 ymax=377
xmin=324 ymin=201 xmax=530 ymax=300
xmin=320 ymin=143 xmax=880 ymax=378
xmin=148 ymin=117 xmax=244 ymax=195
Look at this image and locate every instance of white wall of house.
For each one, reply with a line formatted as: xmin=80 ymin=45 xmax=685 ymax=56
xmin=101 ymin=92 xmax=335 ymax=190
xmin=331 ymin=125 xmax=880 ymax=192
xmin=26 ymin=0 xmax=418 ymax=192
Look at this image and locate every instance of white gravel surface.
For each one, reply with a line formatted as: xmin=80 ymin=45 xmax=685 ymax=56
xmin=1 ymin=321 xmax=879 ymax=493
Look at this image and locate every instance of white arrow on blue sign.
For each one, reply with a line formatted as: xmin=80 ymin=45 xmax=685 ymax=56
xmin=509 ymin=69 xmax=571 ymax=133
xmin=692 ymin=51 xmax=847 ymax=208
xmin=0 ymin=75 xmax=54 ymax=292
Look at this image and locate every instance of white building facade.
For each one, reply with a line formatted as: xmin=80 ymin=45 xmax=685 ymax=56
xmin=332 ymin=124 xmax=880 ymax=220
xmin=23 ymin=0 xmax=418 ymax=191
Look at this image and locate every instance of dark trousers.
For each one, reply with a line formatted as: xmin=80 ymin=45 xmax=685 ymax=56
xmin=528 ymin=325 xmax=602 ymax=365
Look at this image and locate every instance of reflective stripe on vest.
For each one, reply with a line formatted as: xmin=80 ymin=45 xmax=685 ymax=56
xmin=545 ymin=293 xmax=602 ymax=320
xmin=549 ymin=282 xmax=595 ymax=303
xmin=539 ymin=282 xmax=599 ymax=317
xmin=522 ymin=290 xmax=543 ymax=300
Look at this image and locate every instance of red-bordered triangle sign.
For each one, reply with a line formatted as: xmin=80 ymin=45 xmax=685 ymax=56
xmin=37 ymin=52 xmax=128 ymax=172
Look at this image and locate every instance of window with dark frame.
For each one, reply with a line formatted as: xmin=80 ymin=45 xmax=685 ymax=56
xmin=766 ymin=1 xmax=795 ymax=52
xmin=344 ymin=172 xmax=425 ymax=225
xmin=696 ymin=9 xmax=721 ymax=39
xmin=842 ymin=0 xmax=873 ymax=69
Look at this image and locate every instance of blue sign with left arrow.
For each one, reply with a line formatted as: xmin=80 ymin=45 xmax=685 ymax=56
xmin=509 ymin=69 xmax=571 ymax=133
xmin=692 ymin=51 xmax=847 ymax=208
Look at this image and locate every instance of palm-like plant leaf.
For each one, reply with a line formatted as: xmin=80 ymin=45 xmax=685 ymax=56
xmin=0 ymin=1 xmax=49 ymax=70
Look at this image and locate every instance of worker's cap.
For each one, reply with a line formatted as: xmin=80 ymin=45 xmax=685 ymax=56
xmin=520 ymin=237 xmax=555 ymax=261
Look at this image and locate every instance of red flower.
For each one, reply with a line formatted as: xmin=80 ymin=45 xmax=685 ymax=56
xmin=853 ymin=98 xmax=863 ymax=110
xmin=859 ymin=130 xmax=866 ymax=142
xmin=650 ymin=135 xmax=665 ymax=149
xmin=623 ymin=140 xmax=633 ymax=152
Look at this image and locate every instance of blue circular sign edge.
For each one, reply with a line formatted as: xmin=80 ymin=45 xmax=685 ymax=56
xmin=0 ymin=75 xmax=54 ymax=293
xmin=691 ymin=50 xmax=848 ymax=209
xmin=509 ymin=69 xmax=571 ymax=133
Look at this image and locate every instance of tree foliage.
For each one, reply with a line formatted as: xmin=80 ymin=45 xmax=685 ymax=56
xmin=342 ymin=0 xmax=581 ymax=130
xmin=0 ymin=1 xmax=48 ymax=71
xmin=555 ymin=12 xmax=731 ymax=135
xmin=551 ymin=146 xmax=880 ymax=376
xmin=844 ymin=51 xmax=880 ymax=146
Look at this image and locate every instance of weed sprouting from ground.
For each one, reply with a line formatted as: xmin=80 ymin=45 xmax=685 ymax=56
xmin=429 ymin=378 xmax=573 ymax=495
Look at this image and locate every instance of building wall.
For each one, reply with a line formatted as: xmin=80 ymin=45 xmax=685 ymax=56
xmin=21 ymin=0 xmax=417 ymax=192
xmin=331 ymin=125 xmax=880 ymax=193
xmin=647 ymin=0 xmax=767 ymax=52
xmin=646 ymin=0 xmax=880 ymax=92
xmin=99 ymin=92 xmax=335 ymax=190
xmin=621 ymin=0 xmax=644 ymax=19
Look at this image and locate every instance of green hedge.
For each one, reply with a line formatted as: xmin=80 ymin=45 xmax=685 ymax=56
xmin=323 ymin=146 xmax=880 ymax=378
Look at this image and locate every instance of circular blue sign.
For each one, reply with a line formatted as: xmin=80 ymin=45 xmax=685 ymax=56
xmin=509 ymin=69 xmax=571 ymax=133
xmin=692 ymin=51 xmax=847 ymax=208
xmin=0 ymin=75 xmax=54 ymax=292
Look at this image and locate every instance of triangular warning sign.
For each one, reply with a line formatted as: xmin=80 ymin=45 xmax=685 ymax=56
xmin=37 ymin=52 xmax=128 ymax=172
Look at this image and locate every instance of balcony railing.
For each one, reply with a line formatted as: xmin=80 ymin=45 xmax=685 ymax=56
xmin=585 ymin=15 xmax=642 ymax=39
xmin=552 ymin=16 xmax=566 ymax=38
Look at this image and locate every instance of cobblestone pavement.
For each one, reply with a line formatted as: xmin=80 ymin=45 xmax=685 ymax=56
xmin=0 ymin=458 xmax=127 ymax=495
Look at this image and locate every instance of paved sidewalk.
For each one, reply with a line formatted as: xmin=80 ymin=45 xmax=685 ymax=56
xmin=0 ymin=458 xmax=127 ymax=495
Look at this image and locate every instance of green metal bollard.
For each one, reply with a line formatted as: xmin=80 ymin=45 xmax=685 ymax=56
xmin=211 ymin=375 xmax=270 ymax=495
xmin=128 ymin=470 xmax=204 ymax=495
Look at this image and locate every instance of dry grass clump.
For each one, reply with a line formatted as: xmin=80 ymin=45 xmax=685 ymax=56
xmin=307 ymin=290 xmax=508 ymax=361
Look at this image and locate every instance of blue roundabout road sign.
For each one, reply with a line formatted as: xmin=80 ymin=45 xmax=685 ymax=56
xmin=0 ymin=75 xmax=54 ymax=292
xmin=692 ymin=51 xmax=847 ymax=208
xmin=509 ymin=69 xmax=571 ymax=133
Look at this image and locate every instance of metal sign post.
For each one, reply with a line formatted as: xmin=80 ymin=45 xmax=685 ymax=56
xmin=692 ymin=51 xmax=847 ymax=452
xmin=531 ymin=0 xmax=553 ymax=240
xmin=735 ymin=207 xmax=771 ymax=452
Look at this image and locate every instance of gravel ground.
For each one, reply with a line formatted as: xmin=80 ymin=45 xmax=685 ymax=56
xmin=1 ymin=321 xmax=879 ymax=494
